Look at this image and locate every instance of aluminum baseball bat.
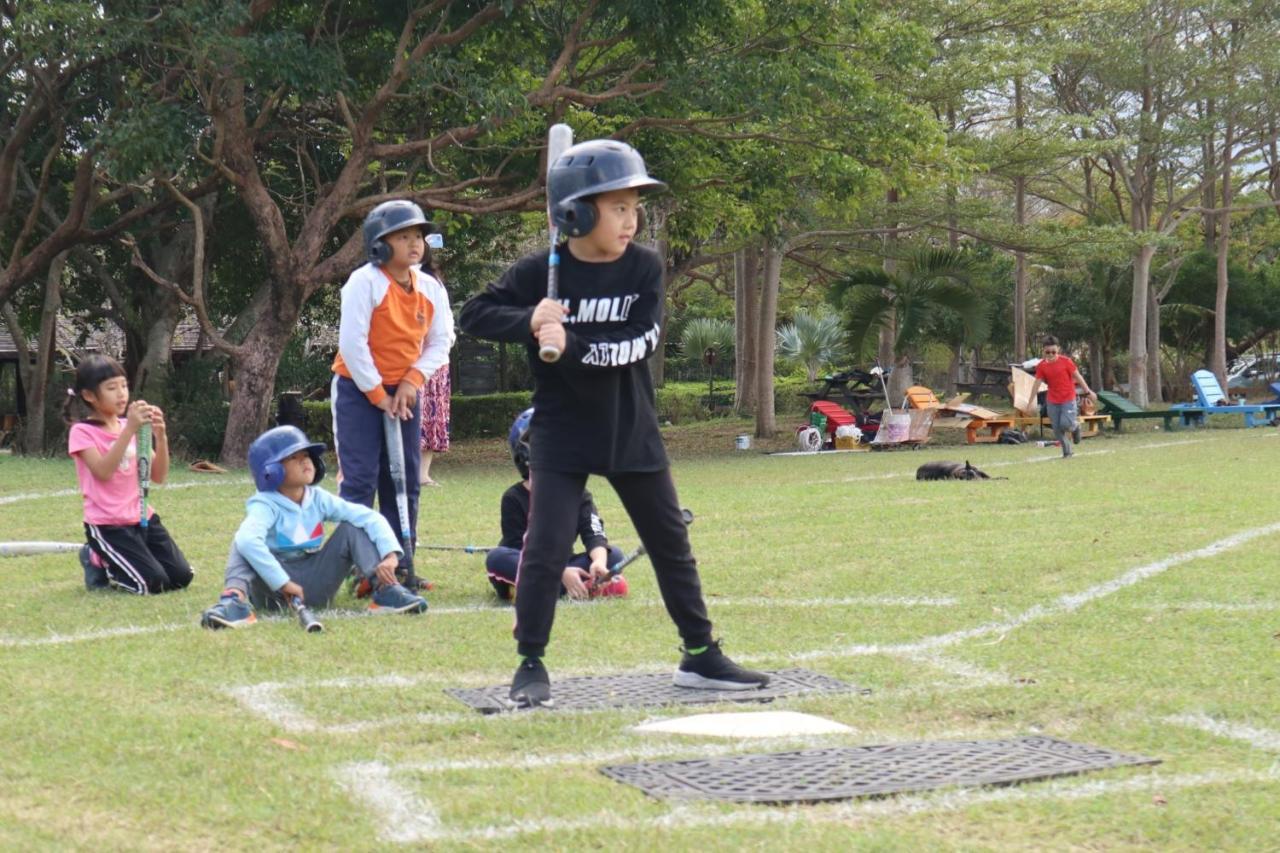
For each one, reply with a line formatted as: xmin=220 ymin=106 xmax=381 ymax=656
xmin=137 ymin=421 xmax=152 ymax=528
xmin=382 ymin=413 xmax=416 ymax=586
xmin=422 ymin=544 xmax=492 ymax=554
xmin=290 ymin=595 xmax=324 ymax=633
xmin=597 ymin=508 xmax=694 ymax=586
xmin=538 ymin=122 xmax=573 ymax=363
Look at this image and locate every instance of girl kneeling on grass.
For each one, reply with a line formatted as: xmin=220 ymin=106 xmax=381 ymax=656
xmin=65 ymin=355 xmax=192 ymax=594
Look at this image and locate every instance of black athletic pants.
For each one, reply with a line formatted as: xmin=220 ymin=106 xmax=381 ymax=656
xmin=514 ymin=468 xmax=713 ymax=658
xmin=84 ymin=515 xmax=193 ymax=595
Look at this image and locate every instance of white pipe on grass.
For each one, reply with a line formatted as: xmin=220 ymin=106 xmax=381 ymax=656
xmin=0 ymin=541 xmax=82 ymax=557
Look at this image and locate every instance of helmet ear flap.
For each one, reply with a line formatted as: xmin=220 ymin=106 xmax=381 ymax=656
xmin=261 ymin=461 xmax=285 ymax=491
xmin=552 ymin=200 xmax=597 ymax=238
xmin=310 ymin=452 xmax=326 ymax=486
xmin=369 ymin=239 xmax=393 ymax=265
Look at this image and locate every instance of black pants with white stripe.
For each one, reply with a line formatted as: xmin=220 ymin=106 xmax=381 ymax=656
xmin=514 ymin=468 xmax=713 ymax=658
xmin=85 ymin=515 xmax=193 ymax=595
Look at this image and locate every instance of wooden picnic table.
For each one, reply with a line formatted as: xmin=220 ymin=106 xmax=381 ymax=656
xmin=800 ymin=371 xmax=884 ymax=415
xmin=955 ymin=365 xmax=1014 ymax=401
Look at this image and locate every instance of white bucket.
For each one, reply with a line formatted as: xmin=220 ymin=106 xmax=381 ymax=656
xmin=735 ymin=434 xmax=751 ymax=451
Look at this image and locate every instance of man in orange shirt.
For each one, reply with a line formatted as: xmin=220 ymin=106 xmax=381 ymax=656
xmin=331 ymin=201 xmax=453 ymax=593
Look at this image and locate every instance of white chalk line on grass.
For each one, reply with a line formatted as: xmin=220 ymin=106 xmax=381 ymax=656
xmin=0 ymin=592 xmax=957 ymax=649
xmin=816 ymin=436 xmax=1210 ymax=484
xmin=336 ymin=761 xmax=1278 ymax=844
xmin=1130 ymin=601 xmax=1280 ymax=613
xmin=1167 ymin=714 xmax=1280 ymax=753
xmin=0 ymin=623 xmax=184 ymax=648
xmin=899 ymin=651 xmax=1010 ymax=687
xmin=0 ymin=476 xmax=252 ymax=507
xmin=776 ymin=520 xmax=1280 ymax=662
xmin=331 ymin=762 xmax=441 ymax=843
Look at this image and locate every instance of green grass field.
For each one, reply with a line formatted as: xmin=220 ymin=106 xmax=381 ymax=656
xmin=2 ymin=420 xmax=1278 ymax=850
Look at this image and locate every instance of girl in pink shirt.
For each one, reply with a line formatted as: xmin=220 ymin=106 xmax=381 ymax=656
xmin=66 ymin=355 xmax=192 ymax=594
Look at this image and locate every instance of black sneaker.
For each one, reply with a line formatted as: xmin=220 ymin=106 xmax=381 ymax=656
xmin=508 ymin=657 xmax=554 ymax=708
xmin=80 ymin=545 xmax=110 ymax=591
xmin=674 ymin=640 xmax=771 ymax=691
xmin=1071 ymin=424 xmax=1082 ymax=444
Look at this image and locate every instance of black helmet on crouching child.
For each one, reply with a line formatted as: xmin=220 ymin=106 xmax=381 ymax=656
xmin=547 ymin=140 xmax=667 ymax=238
xmin=362 ymin=200 xmax=435 ymax=265
xmin=508 ymin=408 xmax=534 ymax=480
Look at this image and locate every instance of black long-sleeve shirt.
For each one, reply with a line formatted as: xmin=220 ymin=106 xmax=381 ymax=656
xmin=497 ymin=481 xmax=608 ymax=552
xmin=458 ymin=243 xmax=668 ymax=474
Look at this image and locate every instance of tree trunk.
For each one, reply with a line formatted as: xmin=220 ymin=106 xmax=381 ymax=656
xmin=945 ymin=345 xmax=961 ymax=396
xmin=890 ymin=352 xmax=913 ymax=404
xmin=4 ymin=253 xmax=65 ymax=454
xmin=1146 ymin=283 xmax=1162 ymax=403
xmin=754 ymin=240 xmax=782 ymax=439
xmin=1013 ymin=77 xmax=1028 ymax=362
xmin=1211 ymin=117 xmax=1234 ymax=388
xmin=651 ymin=300 xmax=669 ymax=388
xmin=878 ymin=188 xmax=899 ymax=370
xmin=1127 ymin=244 xmax=1155 ymax=405
xmin=1201 ymin=97 xmax=1217 ymax=252
xmin=946 ymin=104 xmax=959 ymax=251
xmin=1089 ymin=339 xmax=1103 ymax=392
xmin=128 ymin=199 xmax=214 ymax=398
xmin=220 ymin=308 xmax=298 ymax=464
xmin=734 ymin=244 xmax=760 ymax=414
xmin=652 ymin=237 xmax=673 ymax=388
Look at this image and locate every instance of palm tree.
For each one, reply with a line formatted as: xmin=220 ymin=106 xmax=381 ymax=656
xmin=776 ymin=309 xmax=848 ymax=382
xmin=679 ymin=318 xmax=734 ymax=408
xmin=830 ymin=248 xmax=987 ymax=397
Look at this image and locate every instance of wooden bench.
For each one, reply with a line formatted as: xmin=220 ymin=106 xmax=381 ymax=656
xmin=1012 ymin=414 xmax=1111 ymax=439
xmin=965 ymin=418 xmax=1014 ymax=444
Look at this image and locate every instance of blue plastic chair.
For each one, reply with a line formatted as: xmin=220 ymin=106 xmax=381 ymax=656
xmin=1171 ymin=370 xmax=1268 ymax=427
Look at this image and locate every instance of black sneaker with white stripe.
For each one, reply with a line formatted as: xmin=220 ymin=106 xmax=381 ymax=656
xmin=673 ymin=640 xmax=770 ymax=690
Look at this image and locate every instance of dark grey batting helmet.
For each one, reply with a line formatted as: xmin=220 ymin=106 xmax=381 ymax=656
xmin=362 ymin=200 xmax=434 ymax=265
xmin=547 ymin=139 xmax=667 ymax=237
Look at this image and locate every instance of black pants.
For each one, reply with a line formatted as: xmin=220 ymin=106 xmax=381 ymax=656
xmin=486 ymin=543 xmax=626 ymax=599
xmin=84 ymin=515 xmax=193 ymax=595
xmin=515 ymin=468 xmax=713 ymax=657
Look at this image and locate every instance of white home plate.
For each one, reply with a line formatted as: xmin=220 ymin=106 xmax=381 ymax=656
xmin=633 ymin=711 xmax=852 ymax=738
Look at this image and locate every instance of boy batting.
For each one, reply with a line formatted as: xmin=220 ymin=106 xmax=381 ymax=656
xmin=459 ymin=133 xmax=769 ymax=708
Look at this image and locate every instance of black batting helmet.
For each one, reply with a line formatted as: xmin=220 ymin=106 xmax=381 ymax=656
xmin=362 ymin=200 xmax=434 ymax=265
xmin=547 ymin=140 xmax=666 ymax=238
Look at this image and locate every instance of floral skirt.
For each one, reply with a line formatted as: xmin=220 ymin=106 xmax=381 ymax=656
xmin=419 ymin=366 xmax=451 ymax=452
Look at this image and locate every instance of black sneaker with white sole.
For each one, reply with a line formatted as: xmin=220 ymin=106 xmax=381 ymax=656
xmin=508 ymin=657 xmax=554 ymax=708
xmin=673 ymin=640 xmax=770 ymax=690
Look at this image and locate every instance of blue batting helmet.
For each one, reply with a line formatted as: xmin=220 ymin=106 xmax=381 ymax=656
xmin=509 ymin=408 xmax=534 ymax=480
xmin=362 ymin=200 xmax=434 ymax=265
xmin=547 ymin=140 xmax=666 ymax=238
xmin=248 ymin=426 xmax=327 ymax=492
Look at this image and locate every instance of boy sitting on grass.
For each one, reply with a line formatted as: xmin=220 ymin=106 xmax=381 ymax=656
xmin=201 ymin=426 xmax=426 ymax=629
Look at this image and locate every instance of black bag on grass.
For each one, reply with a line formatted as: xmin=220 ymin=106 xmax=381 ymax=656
xmin=998 ymin=428 xmax=1028 ymax=445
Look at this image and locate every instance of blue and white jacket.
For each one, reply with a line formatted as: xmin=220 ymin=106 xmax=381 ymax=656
xmin=233 ymin=486 xmax=402 ymax=591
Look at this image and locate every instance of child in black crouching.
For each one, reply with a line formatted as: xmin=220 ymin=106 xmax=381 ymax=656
xmin=486 ymin=409 xmax=627 ymax=601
